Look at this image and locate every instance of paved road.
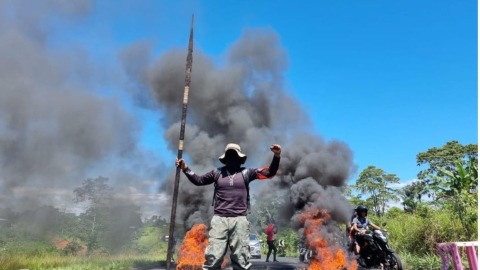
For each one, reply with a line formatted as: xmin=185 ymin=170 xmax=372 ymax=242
xmin=130 ymin=257 xmax=385 ymax=270
xmin=248 ymin=257 xmax=305 ymax=269
xmin=131 ymin=257 xmax=306 ymax=270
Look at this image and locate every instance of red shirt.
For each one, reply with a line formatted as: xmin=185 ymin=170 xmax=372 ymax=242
xmin=265 ymin=224 xmax=276 ymax=241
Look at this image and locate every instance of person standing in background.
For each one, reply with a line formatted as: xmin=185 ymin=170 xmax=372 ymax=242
xmin=264 ymin=223 xmax=278 ymax=262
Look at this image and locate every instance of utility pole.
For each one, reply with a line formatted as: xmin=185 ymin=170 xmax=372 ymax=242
xmin=166 ymin=14 xmax=194 ymax=270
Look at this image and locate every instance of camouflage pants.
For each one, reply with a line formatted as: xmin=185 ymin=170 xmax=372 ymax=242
xmin=203 ymin=215 xmax=251 ymax=270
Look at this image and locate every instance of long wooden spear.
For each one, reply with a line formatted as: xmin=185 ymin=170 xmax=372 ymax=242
xmin=166 ymin=14 xmax=194 ymax=270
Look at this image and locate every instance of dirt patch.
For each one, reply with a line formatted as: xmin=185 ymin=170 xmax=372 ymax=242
xmin=52 ymin=237 xmax=69 ymax=249
xmin=51 ymin=237 xmax=88 ymax=255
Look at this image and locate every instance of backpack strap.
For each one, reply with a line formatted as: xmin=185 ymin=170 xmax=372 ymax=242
xmin=211 ymin=167 xmax=223 ymax=207
xmin=241 ymin=168 xmax=251 ymax=214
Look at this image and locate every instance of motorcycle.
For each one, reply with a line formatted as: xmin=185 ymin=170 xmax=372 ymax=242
xmin=355 ymin=222 xmax=403 ymax=270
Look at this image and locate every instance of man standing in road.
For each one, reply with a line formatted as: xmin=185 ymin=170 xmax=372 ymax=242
xmin=176 ymin=143 xmax=281 ymax=270
xmin=264 ymin=223 xmax=278 ymax=262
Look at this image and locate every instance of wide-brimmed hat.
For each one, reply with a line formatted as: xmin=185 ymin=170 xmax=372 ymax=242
xmin=219 ymin=143 xmax=247 ymax=164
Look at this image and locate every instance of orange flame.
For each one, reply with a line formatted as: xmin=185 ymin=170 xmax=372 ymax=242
xmin=298 ymin=208 xmax=357 ymax=270
xmin=176 ymin=224 xmax=209 ymax=270
xmin=176 ymin=224 xmax=230 ymax=270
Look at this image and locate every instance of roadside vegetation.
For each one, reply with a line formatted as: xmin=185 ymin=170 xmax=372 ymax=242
xmin=1 ymin=141 xmax=477 ymax=270
xmin=249 ymin=141 xmax=478 ymax=270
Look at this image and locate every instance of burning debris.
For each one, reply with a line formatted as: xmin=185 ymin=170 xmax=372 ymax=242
xmin=276 ymin=137 xmax=356 ymax=269
xmin=176 ymin=223 xmax=230 ymax=270
xmin=298 ymin=207 xmax=357 ymax=270
xmin=176 ymin=224 xmax=208 ymax=270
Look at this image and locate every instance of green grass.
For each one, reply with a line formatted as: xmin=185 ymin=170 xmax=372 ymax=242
xmin=3 ymin=215 xmax=476 ymax=270
xmin=399 ymin=252 xmax=444 ymax=270
xmin=399 ymin=251 xmax=473 ymax=270
xmin=368 ymin=207 xmax=477 ymax=270
xmin=130 ymin=227 xmax=170 ymax=255
xmin=0 ymin=226 xmax=171 ymax=270
xmin=370 ymin=207 xmax=477 ymax=256
xmin=0 ymin=253 xmax=164 ymax=270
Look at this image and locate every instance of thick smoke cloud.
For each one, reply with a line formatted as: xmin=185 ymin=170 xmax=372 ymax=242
xmin=137 ymin=29 xmax=305 ymax=228
xmin=0 ymin=0 xmax=357 ymax=246
xmin=276 ymin=133 xmax=356 ymax=223
xmin=0 ymin=1 xmax=358 ymax=257
xmin=126 ymin=28 xmax=357 ymax=231
xmin=118 ymin=39 xmax=156 ymax=108
xmin=0 ymin=0 xmax=163 ymax=217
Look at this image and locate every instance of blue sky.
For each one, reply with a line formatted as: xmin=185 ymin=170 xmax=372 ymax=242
xmin=49 ymin=0 xmax=477 ymax=187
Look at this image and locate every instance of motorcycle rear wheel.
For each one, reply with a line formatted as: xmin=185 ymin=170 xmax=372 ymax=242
xmin=385 ymin=253 xmax=403 ymax=270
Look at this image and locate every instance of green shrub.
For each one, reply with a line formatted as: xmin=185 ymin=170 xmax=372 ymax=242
xmin=371 ymin=207 xmax=476 ymax=256
xmin=63 ymin=241 xmax=83 ymax=255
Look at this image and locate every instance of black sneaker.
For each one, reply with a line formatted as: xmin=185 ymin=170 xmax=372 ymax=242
xmin=265 ymin=259 xmax=269 ymax=262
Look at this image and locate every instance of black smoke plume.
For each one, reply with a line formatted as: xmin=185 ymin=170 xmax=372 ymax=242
xmin=123 ymin=28 xmax=357 ymax=233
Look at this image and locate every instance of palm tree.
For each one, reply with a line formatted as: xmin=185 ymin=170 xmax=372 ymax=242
xmin=428 ymin=158 xmax=478 ymax=235
xmin=401 ymin=181 xmax=428 ymax=213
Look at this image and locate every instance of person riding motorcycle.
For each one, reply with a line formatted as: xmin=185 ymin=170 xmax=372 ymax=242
xmin=351 ymin=205 xmax=387 ymax=254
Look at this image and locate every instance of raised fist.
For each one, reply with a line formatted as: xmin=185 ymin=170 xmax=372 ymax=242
xmin=270 ymin=144 xmax=282 ymax=157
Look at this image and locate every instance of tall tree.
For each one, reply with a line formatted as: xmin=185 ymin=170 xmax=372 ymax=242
xmin=342 ymin=185 xmax=369 ymax=209
xmin=428 ymin=158 xmax=478 ymax=236
xmin=401 ymin=181 xmax=428 ymax=213
xmin=355 ymin=166 xmax=401 ymax=217
xmin=73 ymin=176 xmax=112 ymax=252
xmin=417 ymin=141 xmax=477 ymax=202
xmin=73 ymin=176 xmax=113 ymax=208
xmin=249 ymin=192 xmax=284 ymax=234
xmin=417 ymin=141 xmax=477 ymax=178
xmin=101 ymin=203 xmax=143 ymax=252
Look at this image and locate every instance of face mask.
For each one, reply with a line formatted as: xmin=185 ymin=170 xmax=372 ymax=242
xmin=225 ymin=150 xmax=241 ymax=169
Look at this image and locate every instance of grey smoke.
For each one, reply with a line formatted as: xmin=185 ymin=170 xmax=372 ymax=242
xmin=118 ymin=39 xmax=156 ymax=108
xmin=123 ymin=27 xmax=357 ymax=233
xmin=0 ymin=0 xmax=359 ymax=259
xmin=0 ymin=0 xmax=93 ymax=44
xmin=0 ymin=0 xmax=163 ymax=219
xmin=276 ymin=133 xmax=356 ymax=249
xmin=276 ymin=133 xmax=356 ymax=223
xmin=145 ymin=29 xmax=308 ymax=138
xmin=138 ymin=29 xmax=307 ymax=229
xmin=290 ymin=179 xmax=353 ymax=245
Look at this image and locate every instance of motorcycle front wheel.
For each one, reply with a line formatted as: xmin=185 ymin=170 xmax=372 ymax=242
xmin=385 ymin=253 xmax=403 ymax=270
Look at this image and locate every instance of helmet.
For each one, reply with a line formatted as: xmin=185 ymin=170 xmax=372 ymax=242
xmin=356 ymin=205 xmax=368 ymax=216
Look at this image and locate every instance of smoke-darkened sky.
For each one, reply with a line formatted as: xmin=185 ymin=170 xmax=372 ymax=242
xmin=0 ymin=0 xmax=476 ymax=219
